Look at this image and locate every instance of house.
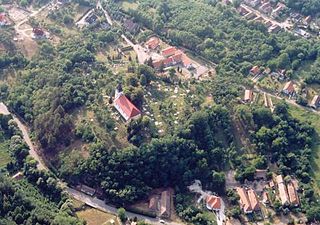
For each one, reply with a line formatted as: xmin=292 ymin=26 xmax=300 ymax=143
xmin=310 ymin=95 xmax=320 ymax=109
xmin=236 ymin=187 xmax=252 ymax=214
xmin=238 ymin=6 xmax=249 ymax=16
xmin=114 ymin=86 xmax=141 ymax=121
xmin=272 ymin=3 xmax=286 ymax=18
xmin=287 ymin=182 xmax=299 ymax=206
xmin=247 ymin=189 xmax=260 ymax=211
xmin=149 ymin=196 xmax=159 ymax=211
xmin=12 ymin=172 xmax=23 ymax=180
xmin=282 ymin=81 xmax=296 ymax=96
xmin=182 ymin=54 xmax=193 ymax=69
xmin=0 ymin=13 xmax=8 ymax=26
xmin=160 ymin=191 xmax=171 ymax=218
xmin=206 ymin=195 xmax=221 ymax=211
xmin=276 ymin=175 xmax=290 ymax=205
xmin=145 ymin=37 xmax=160 ymax=50
xmin=255 ymin=169 xmax=267 ymax=180
xmin=259 ymin=2 xmax=273 ymax=14
xmin=162 ymin=46 xmax=178 ymax=58
xmin=244 ymin=90 xmax=254 ymax=103
xmin=250 ymin=66 xmax=260 ymax=76
xmin=269 ymin=25 xmax=281 ymax=33
xmin=303 ymin=16 xmax=312 ymax=25
xmin=33 ymin=28 xmax=45 ymax=38
xmin=262 ymin=191 xmax=270 ymax=205
xmin=79 ymin=184 xmax=96 ymax=196
xmin=123 ymin=19 xmax=139 ymax=34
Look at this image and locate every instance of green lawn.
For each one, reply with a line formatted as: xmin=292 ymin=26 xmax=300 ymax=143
xmin=288 ymin=105 xmax=320 ymax=191
xmin=0 ymin=141 xmax=11 ymax=168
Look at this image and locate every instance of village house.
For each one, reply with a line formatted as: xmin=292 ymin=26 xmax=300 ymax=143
xmin=153 ymin=47 xmax=193 ymax=70
xmin=247 ymin=189 xmax=260 ymax=211
xmin=272 ymin=3 xmax=286 ymax=18
xmin=113 ymin=85 xmax=141 ymax=121
xmin=206 ymin=195 xmax=222 ymax=211
xmin=145 ymin=37 xmax=160 ymax=50
xmin=259 ymin=2 xmax=273 ymax=15
xmin=276 ymin=175 xmax=290 ymax=206
xmin=78 ymin=184 xmax=96 ymax=196
xmin=287 ymin=181 xmax=299 ymax=207
xmin=310 ymin=95 xmax=320 ymax=109
xmin=0 ymin=13 xmax=8 ymax=26
xmin=269 ymin=25 xmax=281 ymax=33
xmin=282 ymin=81 xmax=296 ymax=96
xmin=32 ymin=28 xmax=46 ymax=39
xmin=149 ymin=196 xmax=159 ymax=211
xmin=123 ymin=19 xmax=140 ymax=34
xmin=160 ymin=191 xmax=171 ymax=218
xmin=254 ymin=169 xmax=267 ymax=180
xmin=244 ymin=90 xmax=254 ymax=103
xmin=236 ymin=187 xmax=252 ymax=214
xmin=250 ymin=66 xmax=260 ymax=76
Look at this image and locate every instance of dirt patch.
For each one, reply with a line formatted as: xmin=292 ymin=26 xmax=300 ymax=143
xmin=8 ymin=7 xmax=31 ymax=23
xmin=76 ymin=207 xmax=120 ymax=225
xmin=15 ymin=38 xmax=39 ymax=59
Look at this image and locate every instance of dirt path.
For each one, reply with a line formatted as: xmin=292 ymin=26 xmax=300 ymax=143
xmin=0 ymin=103 xmax=47 ymax=170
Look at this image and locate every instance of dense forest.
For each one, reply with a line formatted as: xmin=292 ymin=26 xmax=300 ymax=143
xmin=285 ymin=0 xmax=320 ymax=16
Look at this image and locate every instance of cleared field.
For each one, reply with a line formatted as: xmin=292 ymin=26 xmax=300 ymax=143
xmin=76 ymin=207 xmax=120 ymax=225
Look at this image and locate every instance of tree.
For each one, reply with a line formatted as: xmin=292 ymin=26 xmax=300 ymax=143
xmin=117 ymin=208 xmax=127 ymax=222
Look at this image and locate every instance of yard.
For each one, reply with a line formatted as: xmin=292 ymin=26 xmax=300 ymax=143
xmin=76 ymin=207 xmax=120 ymax=225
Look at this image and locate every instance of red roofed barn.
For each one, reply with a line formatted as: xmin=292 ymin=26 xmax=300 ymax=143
xmin=145 ymin=37 xmax=160 ymax=50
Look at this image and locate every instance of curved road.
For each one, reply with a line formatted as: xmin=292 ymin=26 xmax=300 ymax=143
xmin=0 ymin=102 xmax=181 ymax=225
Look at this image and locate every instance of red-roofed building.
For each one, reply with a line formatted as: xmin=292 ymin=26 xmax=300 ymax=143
xmin=287 ymin=182 xmax=299 ymax=207
xmin=162 ymin=46 xmax=177 ymax=58
xmin=282 ymin=81 xmax=296 ymax=96
xmin=206 ymin=195 xmax=221 ymax=211
xmin=250 ymin=66 xmax=260 ymax=75
xmin=244 ymin=90 xmax=253 ymax=103
xmin=145 ymin=37 xmax=160 ymax=50
xmin=247 ymin=189 xmax=260 ymax=211
xmin=182 ymin=54 xmax=192 ymax=69
xmin=114 ymin=93 xmax=141 ymax=121
xmin=0 ymin=13 xmax=8 ymax=26
xmin=236 ymin=187 xmax=252 ymax=214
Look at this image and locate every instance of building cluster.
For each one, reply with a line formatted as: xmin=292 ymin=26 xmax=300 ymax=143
xmin=264 ymin=175 xmax=300 ymax=207
xmin=238 ymin=1 xmax=286 ymax=33
xmin=149 ymin=190 xmax=171 ymax=218
xmin=152 ymin=46 xmax=193 ymax=70
xmin=32 ymin=27 xmax=47 ymax=39
xmin=236 ymin=187 xmax=260 ymax=214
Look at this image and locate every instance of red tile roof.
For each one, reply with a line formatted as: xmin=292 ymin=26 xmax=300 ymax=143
xmin=33 ymin=28 xmax=45 ymax=36
xmin=114 ymin=94 xmax=141 ymax=121
xmin=287 ymin=182 xmax=299 ymax=206
xmin=206 ymin=195 xmax=221 ymax=210
xmin=244 ymin=90 xmax=253 ymax=102
xmin=250 ymin=66 xmax=260 ymax=75
xmin=146 ymin=37 xmax=160 ymax=50
xmin=236 ymin=187 xmax=252 ymax=214
xmin=162 ymin=46 xmax=177 ymax=57
xmin=283 ymin=81 xmax=295 ymax=93
xmin=0 ymin=13 xmax=7 ymax=23
xmin=247 ymin=189 xmax=260 ymax=211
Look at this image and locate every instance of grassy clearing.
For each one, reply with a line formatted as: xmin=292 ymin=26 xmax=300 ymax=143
xmin=76 ymin=207 xmax=120 ymax=225
xmin=288 ymin=105 xmax=320 ymax=191
xmin=0 ymin=141 xmax=11 ymax=168
xmin=122 ymin=1 xmax=139 ymax=11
